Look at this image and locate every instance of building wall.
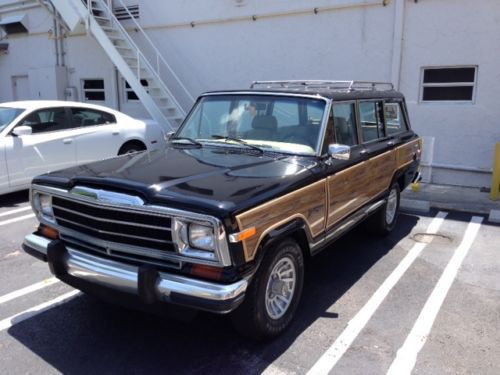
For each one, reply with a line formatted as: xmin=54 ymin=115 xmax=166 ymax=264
xmin=400 ymin=0 xmax=500 ymax=187
xmin=0 ymin=0 xmax=498 ymax=188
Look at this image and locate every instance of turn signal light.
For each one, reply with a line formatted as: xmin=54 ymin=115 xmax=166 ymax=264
xmin=190 ymin=264 xmax=223 ymax=280
xmin=229 ymin=227 xmax=257 ymax=243
xmin=39 ymin=225 xmax=59 ymax=240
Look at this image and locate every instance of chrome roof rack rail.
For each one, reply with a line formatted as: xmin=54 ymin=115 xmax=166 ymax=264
xmin=250 ymin=80 xmax=394 ymax=92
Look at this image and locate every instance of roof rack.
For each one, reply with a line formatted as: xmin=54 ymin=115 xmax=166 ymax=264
xmin=250 ymin=80 xmax=394 ymax=92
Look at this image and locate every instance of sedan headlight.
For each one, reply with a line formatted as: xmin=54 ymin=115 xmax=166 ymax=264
xmin=32 ymin=192 xmax=55 ymax=221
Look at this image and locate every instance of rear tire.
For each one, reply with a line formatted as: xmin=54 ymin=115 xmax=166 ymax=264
xmin=231 ymin=238 xmax=304 ymax=340
xmin=366 ymin=183 xmax=400 ymax=236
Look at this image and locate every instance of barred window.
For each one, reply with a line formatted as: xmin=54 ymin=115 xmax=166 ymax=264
xmin=82 ymin=79 xmax=105 ymax=102
xmin=421 ymin=67 xmax=477 ymax=102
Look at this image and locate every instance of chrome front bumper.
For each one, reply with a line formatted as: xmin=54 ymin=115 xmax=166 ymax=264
xmin=23 ymin=233 xmax=248 ymax=314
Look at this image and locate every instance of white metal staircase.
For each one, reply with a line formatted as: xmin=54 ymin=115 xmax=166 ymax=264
xmin=46 ymin=0 xmax=193 ymax=131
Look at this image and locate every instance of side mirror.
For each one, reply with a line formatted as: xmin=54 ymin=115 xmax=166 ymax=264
xmin=13 ymin=125 xmax=33 ymax=137
xmin=164 ymin=131 xmax=175 ymax=142
xmin=328 ymin=144 xmax=351 ymax=161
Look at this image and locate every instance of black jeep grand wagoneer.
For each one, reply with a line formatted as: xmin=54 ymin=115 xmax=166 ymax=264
xmin=23 ymin=80 xmax=421 ymax=339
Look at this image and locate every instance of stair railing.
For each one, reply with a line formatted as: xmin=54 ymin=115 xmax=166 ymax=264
xmin=95 ymin=0 xmax=194 ymax=109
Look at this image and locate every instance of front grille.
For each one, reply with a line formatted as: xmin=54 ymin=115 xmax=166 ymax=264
xmin=52 ymin=195 xmax=177 ymax=267
xmin=61 ymin=234 xmax=181 ymax=270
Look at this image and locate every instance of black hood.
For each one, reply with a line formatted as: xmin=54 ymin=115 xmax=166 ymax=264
xmin=33 ymin=145 xmax=320 ymax=217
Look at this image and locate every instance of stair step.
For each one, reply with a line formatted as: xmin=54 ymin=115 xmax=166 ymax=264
xmin=167 ymin=116 xmax=184 ymax=122
xmin=160 ymin=107 xmax=179 ymax=114
xmin=101 ymin=26 xmax=118 ymax=32
xmin=115 ymin=45 xmax=132 ymax=50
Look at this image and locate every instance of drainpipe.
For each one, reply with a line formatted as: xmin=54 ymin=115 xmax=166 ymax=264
xmin=390 ymin=0 xmax=405 ymax=90
xmin=57 ymin=12 xmax=65 ymax=66
xmin=46 ymin=1 xmax=60 ymax=66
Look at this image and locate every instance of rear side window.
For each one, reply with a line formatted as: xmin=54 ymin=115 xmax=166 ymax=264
xmin=71 ymin=108 xmax=116 ymax=127
xmin=359 ymin=101 xmax=384 ymax=142
xmin=19 ymin=107 xmax=69 ymax=134
xmin=384 ymin=102 xmax=408 ymax=135
xmin=332 ymin=103 xmax=358 ymax=146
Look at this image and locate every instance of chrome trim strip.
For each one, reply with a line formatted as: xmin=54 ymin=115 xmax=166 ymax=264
xmin=24 ymin=234 xmax=247 ymax=309
xmin=52 ymin=204 xmax=170 ymax=231
xmin=61 ymin=235 xmax=181 ymax=270
xmin=310 ymin=198 xmax=386 ymax=251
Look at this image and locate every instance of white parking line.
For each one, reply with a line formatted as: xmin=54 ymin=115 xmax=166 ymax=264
xmin=386 ymin=216 xmax=483 ymax=375
xmin=0 ymin=290 xmax=80 ymax=332
xmin=0 ymin=206 xmax=32 ymax=218
xmin=0 ymin=278 xmax=60 ymax=305
xmin=0 ymin=213 xmax=36 ymax=227
xmin=307 ymin=211 xmax=448 ymax=375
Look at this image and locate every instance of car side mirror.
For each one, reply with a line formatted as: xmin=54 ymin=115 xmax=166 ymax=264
xmin=164 ymin=131 xmax=175 ymax=142
xmin=328 ymin=144 xmax=351 ymax=161
xmin=12 ymin=125 xmax=33 ymax=137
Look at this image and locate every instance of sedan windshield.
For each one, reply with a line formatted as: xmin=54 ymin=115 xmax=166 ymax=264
xmin=176 ymin=95 xmax=327 ymax=155
xmin=0 ymin=107 xmax=24 ymax=133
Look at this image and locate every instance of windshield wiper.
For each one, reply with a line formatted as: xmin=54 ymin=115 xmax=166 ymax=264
xmin=170 ymin=136 xmax=203 ymax=147
xmin=210 ymin=135 xmax=264 ymax=154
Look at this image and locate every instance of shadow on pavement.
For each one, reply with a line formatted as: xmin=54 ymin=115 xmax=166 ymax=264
xmin=0 ymin=190 xmax=29 ymax=208
xmin=7 ymin=214 xmax=419 ymax=374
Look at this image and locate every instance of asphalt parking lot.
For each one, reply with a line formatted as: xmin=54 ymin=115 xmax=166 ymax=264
xmin=0 ymin=190 xmax=499 ymax=375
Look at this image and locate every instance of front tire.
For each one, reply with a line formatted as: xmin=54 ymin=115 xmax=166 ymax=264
xmin=366 ymin=182 xmax=400 ymax=235
xmin=231 ymin=238 xmax=304 ymax=340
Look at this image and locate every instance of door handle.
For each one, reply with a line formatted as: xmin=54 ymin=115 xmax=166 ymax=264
xmin=63 ymin=138 xmax=73 ymax=144
xmin=112 ymin=130 xmax=120 ymax=135
xmin=387 ymin=141 xmax=395 ymax=147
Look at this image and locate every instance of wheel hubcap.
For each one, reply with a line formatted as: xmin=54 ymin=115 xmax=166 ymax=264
xmin=265 ymin=256 xmax=296 ymax=320
xmin=386 ymin=188 xmax=398 ymax=224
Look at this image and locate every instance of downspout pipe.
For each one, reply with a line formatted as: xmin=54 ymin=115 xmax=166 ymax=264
xmin=45 ymin=0 xmax=60 ymax=66
xmin=390 ymin=0 xmax=405 ymax=90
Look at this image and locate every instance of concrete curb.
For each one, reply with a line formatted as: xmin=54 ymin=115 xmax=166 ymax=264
xmin=400 ymin=198 xmax=430 ymax=214
xmin=489 ymin=210 xmax=500 ymax=224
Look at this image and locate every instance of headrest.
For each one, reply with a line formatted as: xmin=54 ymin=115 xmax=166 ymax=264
xmin=251 ymin=115 xmax=277 ymax=130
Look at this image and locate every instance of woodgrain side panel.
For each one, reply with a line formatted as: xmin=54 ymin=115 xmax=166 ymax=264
xmin=327 ymin=149 xmax=396 ymax=229
xmin=327 ymin=161 xmax=369 ymax=227
xmin=396 ymin=139 xmax=420 ymax=169
xmin=235 ymin=180 xmax=327 ymax=261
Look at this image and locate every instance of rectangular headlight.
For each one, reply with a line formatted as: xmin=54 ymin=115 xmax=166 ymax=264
xmin=189 ymin=223 xmax=215 ymax=251
xmin=171 ymin=216 xmax=230 ymax=266
xmin=32 ymin=192 xmax=55 ymax=224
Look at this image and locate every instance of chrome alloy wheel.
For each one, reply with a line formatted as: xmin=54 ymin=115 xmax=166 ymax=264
xmin=265 ymin=256 xmax=297 ymax=320
xmin=386 ymin=187 xmax=398 ymax=225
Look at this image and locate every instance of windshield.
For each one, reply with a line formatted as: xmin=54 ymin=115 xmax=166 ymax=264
xmin=176 ymin=95 xmax=327 ymax=155
xmin=0 ymin=107 xmax=24 ymax=133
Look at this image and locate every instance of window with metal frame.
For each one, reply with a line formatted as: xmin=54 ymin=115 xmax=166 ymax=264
xmin=384 ymin=102 xmax=408 ymax=135
xmin=114 ymin=4 xmax=139 ymax=20
xmin=124 ymin=79 xmax=149 ymax=101
xmin=359 ymin=101 xmax=384 ymax=142
xmin=420 ymin=66 xmax=477 ymax=102
xmin=82 ymin=79 xmax=106 ymax=102
xmin=333 ymin=102 xmax=358 ymax=146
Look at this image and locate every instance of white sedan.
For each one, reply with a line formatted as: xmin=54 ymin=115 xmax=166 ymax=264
xmin=0 ymin=100 xmax=165 ymax=195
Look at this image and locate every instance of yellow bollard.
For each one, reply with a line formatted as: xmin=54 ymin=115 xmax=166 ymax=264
xmin=411 ymin=181 xmax=420 ymax=193
xmin=491 ymin=142 xmax=500 ymax=201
